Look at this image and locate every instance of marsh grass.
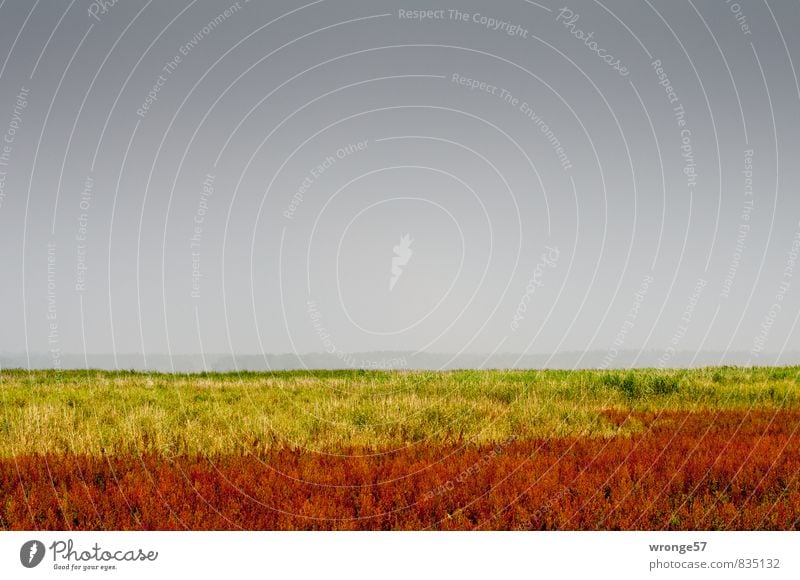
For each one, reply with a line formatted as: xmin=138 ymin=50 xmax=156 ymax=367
xmin=0 ymin=367 xmax=797 ymax=455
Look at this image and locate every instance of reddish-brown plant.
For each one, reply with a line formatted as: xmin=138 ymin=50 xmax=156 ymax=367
xmin=1 ymin=410 xmax=798 ymax=530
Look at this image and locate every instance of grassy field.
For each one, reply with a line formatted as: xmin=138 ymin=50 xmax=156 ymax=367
xmin=1 ymin=367 xmax=798 ymax=455
xmin=1 ymin=367 xmax=799 ymax=530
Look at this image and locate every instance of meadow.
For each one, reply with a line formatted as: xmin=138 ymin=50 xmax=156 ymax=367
xmin=1 ymin=367 xmax=799 ymax=529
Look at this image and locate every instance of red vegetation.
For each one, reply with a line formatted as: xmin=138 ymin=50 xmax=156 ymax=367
xmin=1 ymin=410 xmax=799 ymax=530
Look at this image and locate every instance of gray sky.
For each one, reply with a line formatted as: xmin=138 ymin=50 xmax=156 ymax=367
xmin=1 ymin=0 xmax=799 ymax=369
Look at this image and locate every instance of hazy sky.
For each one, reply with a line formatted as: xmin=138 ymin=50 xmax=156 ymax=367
xmin=1 ymin=0 xmax=799 ymax=369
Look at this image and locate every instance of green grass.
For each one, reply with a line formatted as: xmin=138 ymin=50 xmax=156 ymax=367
xmin=0 ymin=367 xmax=798 ymax=455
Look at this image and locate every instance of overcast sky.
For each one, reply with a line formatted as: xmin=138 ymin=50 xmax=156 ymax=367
xmin=1 ymin=0 xmax=799 ymax=369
